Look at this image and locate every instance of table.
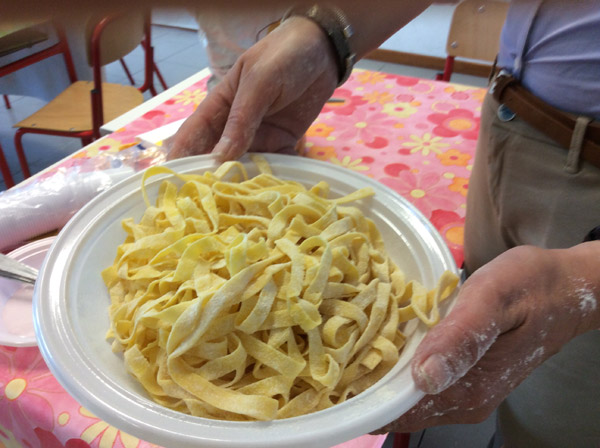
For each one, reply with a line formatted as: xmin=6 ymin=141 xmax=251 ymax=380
xmin=0 ymin=68 xmax=485 ymax=448
xmin=0 ymin=18 xmax=94 ymax=102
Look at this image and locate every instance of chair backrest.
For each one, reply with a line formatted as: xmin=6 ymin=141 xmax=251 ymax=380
xmin=85 ymin=12 xmax=146 ymax=67
xmin=446 ymin=0 xmax=509 ymax=63
xmin=87 ymin=12 xmax=153 ymax=137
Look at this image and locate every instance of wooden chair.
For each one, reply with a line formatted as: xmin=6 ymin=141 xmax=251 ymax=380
xmin=436 ymin=0 xmax=509 ymax=82
xmin=12 ymin=12 xmax=165 ymax=179
xmin=0 ymin=23 xmax=52 ymax=109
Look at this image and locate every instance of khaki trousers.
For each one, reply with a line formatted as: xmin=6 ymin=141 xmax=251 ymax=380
xmin=463 ymin=92 xmax=600 ymax=448
xmin=464 ymin=92 xmax=600 ymax=274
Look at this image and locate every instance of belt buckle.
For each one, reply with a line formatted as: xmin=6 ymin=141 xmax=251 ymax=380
xmin=490 ymin=69 xmax=516 ymax=122
xmin=489 ymin=69 xmax=511 ymax=96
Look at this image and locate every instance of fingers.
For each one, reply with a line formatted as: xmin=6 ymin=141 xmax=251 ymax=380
xmin=168 ymin=17 xmax=336 ymax=162
xmin=411 ymin=260 xmax=530 ymax=395
xmin=212 ymin=69 xmax=276 ymax=161
xmin=169 ymin=55 xmax=293 ymax=162
xmin=372 ymin=245 xmax=600 ymax=434
xmin=168 ymin=83 xmax=234 ymax=160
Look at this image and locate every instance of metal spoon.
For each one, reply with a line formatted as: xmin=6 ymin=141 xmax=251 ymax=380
xmin=0 ymin=253 xmax=38 ymax=284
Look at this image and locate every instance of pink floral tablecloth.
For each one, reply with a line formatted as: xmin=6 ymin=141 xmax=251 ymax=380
xmin=0 ymin=69 xmax=485 ymax=448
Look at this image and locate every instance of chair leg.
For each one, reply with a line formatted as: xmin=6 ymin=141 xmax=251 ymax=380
xmin=0 ymin=142 xmax=15 ymax=189
xmin=3 ymin=95 xmax=11 ymax=109
xmin=393 ymin=432 xmax=411 ymax=448
xmin=119 ymin=58 xmax=136 ymax=85
xmin=13 ymin=128 xmax=32 ymax=179
xmin=153 ymin=62 xmax=168 ymax=91
xmin=80 ymin=136 xmax=93 ymax=146
xmin=441 ymin=56 xmax=455 ymax=82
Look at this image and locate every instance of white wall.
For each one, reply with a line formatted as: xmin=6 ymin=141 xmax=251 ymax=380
xmin=152 ymin=5 xmax=456 ymax=58
xmin=380 ymin=4 xmax=456 ymax=57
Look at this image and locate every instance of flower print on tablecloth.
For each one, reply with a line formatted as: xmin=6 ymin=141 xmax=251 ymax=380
xmin=430 ymin=209 xmax=465 ymax=266
xmin=379 ymin=169 xmax=459 ymax=218
xmin=171 ymin=88 xmax=207 ymax=107
xmin=436 ymin=148 xmax=472 ymax=167
xmin=442 ymin=83 xmax=477 ymax=101
xmin=322 ymin=88 xmax=368 ymax=116
xmin=354 ymin=70 xmax=388 ymax=85
xmin=382 ymin=101 xmax=418 ymax=120
xmin=428 ymin=108 xmax=480 ymax=140
xmin=0 ymin=421 xmax=21 ymax=447
xmin=470 ymin=88 xmax=487 ymax=103
xmin=448 ymin=176 xmax=469 ymax=197
xmin=35 ymin=427 xmax=92 ymax=448
xmin=441 ymin=84 xmax=487 ymax=104
xmin=32 ymin=136 xmax=149 ymax=184
xmin=303 ymin=144 xmax=338 ymax=161
xmin=391 ymin=74 xmax=420 ymax=87
xmin=306 ymin=122 xmax=335 ymax=139
xmin=330 ymin=155 xmax=371 ymax=173
xmin=0 ymin=346 xmax=64 ymax=447
xmin=383 ymin=162 xmax=410 ymax=178
xmin=332 ymin=105 xmax=397 ymax=149
xmin=78 ymin=407 xmax=140 ymax=448
xmin=401 ymin=133 xmax=450 ymax=156
xmin=361 ymin=90 xmax=395 ymax=105
xmin=112 ymin=110 xmax=172 ymax=146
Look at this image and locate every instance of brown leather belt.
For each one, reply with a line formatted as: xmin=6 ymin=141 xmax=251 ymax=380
xmin=491 ymin=74 xmax=600 ymax=170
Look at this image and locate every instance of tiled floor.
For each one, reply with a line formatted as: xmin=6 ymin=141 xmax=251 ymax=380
xmin=0 ymin=24 xmax=494 ymax=447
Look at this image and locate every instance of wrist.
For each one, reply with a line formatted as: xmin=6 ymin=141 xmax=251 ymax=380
xmin=276 ymin=15 xmax=339 ymax=83
xmin=282 ymin=4 xmax=355 ymax=86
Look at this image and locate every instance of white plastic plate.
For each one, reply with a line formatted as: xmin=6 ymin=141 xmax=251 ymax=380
xmin=34 ymin=154 xmax=458 ymax=448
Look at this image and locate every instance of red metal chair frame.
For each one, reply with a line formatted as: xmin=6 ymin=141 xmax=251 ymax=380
xmin=13 ymin=13 xmax=163 ymax=179
xmin=119 ymin=34 xmax=168 ymax=93
xmin=90 ymin=13 xmax=162 ymax=139
xmin=435 ymin=56 xmax=456 ymax=82
xmin=0 ymin=22 xmax=77 ymax=186
xmin=0 ymin=142 xmax=15 ymax=188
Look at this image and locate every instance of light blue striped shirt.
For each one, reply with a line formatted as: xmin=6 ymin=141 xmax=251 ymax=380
xmin=497 ymin=0 xmax=600 ymax=118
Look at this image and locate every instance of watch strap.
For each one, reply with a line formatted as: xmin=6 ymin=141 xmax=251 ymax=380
xmin=282 ymin=4 xmax=356 ymax=86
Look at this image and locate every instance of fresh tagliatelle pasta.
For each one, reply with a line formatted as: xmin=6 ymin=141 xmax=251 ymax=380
xmin=102 ymin=155 xmax=458 ymax=421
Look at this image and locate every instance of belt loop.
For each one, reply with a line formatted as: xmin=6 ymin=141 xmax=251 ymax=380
xmin=564 ymin=116 xmax=593 ymax=174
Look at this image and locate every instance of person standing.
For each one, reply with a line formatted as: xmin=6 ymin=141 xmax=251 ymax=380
xmin=168 ymin=2 xmax=600 ymax=447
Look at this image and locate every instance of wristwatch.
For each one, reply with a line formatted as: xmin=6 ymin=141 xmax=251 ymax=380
xmin=282 ymin=4 xmax=356 ymax=86
xmin=583 ymin=226 xmax=600 ymax=242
